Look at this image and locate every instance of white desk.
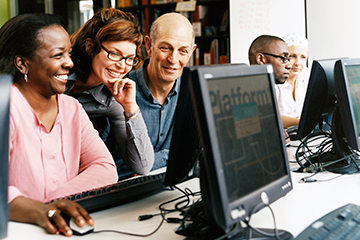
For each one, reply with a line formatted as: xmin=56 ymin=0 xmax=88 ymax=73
xmin=5 ymin=144 xmax=360 ymax=239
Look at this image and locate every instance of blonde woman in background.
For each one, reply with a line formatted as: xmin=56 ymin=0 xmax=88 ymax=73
xmin=276 ymin=33 xmax=310 ymax=129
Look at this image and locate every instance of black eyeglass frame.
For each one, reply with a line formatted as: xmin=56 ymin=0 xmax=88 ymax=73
xmin=101 ymin=45 xmax=140 ymax=66
xmin=261 ymin=52 xmax=292 ymax=64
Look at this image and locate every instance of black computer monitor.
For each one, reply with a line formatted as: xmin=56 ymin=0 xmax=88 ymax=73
xmin=296 ymin=59 xmax=338 ymax=140
xmin=188 ymin=64 xmax=293 ymax=239
xmin=163 ymin=67 xmax=202 ymax=187
xmin=332 ymin=58 xmax=360 ymax=168
xmin=0 ymin=74 xmax=12 ymax=239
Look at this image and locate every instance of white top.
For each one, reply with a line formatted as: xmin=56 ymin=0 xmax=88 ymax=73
xmin=275 ymin=67 xmax=311 ymax=118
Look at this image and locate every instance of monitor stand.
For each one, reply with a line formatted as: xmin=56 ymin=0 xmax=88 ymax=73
xmin=298 ymin=150 xmax=360 ymax=174
xmin=174 ymin=201 xmax=293 ymax=240
xmin=175 ymin=222 xmax=293 ymax=240
xmin=229 ymin=227 xmax=293 ymax=240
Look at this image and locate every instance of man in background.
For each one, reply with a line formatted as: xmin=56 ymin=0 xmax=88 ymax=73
xmin=248 ymin=34 xmax=293 ymax=143
xmin=248 ymin=34 xmax=296 ymax=130
xmin=129 ymin=13 xmax=196 ymax=170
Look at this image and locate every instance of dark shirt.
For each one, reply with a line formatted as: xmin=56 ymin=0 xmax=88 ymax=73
xmin=65 ymin=74 xmax=154 ymax=179
xmin=128 ymin=59 xmax=181 ymax=170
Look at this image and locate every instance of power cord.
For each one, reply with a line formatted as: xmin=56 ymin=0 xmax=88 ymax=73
xmin=244 ymin=202 xmax=284 ymax=240
xmin=295 ymin=130 xmax=360 ymax=174
xmin=298 ymin=171 xmax=344 ymax=183
xmin=90 ymin=186 xmax=200 ymax=237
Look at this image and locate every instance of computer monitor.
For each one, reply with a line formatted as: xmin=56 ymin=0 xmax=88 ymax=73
xmin=163 ymin=67 xmax=202 ymax=187
xmin=332 ymin=58 xmax=360 ymax=167
xmin=188 ymin=64 xmax=293 ymax=239
xmin=0 ymin=74 xmax=12 ymax=239
xmin=296 ymin=59 xmax=338 ymax=140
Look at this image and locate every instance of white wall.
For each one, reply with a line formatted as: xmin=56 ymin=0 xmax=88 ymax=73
xmin=230 ymin=0 xmax=360 ymax=65
xmin=230 ymin=0 xmax=306 ymax=64
xmin=306 ymin=0 xmax=360 ymax=63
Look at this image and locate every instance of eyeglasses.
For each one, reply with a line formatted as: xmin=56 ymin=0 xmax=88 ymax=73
xmin=101 ymin=45 xmax=140 ymax=66
xmin=261 ymin=52 xmax=292 ymax=64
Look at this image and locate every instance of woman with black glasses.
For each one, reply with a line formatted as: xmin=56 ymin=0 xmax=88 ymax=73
xmin=66 ymin=8 xmax=154 ymax=179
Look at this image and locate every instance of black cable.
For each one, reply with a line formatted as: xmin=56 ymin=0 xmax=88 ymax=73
xmin=91 ymin=218 xmax=165 ymax=237
xmin=295 ymin=129 xmax=360 ymax=174
xmin=89 ymin=186 xmax=200 ymax=237
xmin=245 ymin=202 xmax=282 ymax=240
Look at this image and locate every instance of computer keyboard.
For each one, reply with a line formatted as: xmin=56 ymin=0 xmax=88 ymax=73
xmin=59 ymin=171 xmax=168 ymax=213
xmin=295 ymin=203 xmax=360 ymax=240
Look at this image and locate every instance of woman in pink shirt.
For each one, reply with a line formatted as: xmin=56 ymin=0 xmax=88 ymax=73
xmin=0 ymin=13 xmax=118 ymax=236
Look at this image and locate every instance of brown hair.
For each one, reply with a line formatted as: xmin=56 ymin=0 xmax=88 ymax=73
xmin=70 ymin=8 xmax=142 ymax=82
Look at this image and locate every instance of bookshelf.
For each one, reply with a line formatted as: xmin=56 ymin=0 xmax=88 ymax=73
xmin=116 ymin=0 xmax=230 ymax=66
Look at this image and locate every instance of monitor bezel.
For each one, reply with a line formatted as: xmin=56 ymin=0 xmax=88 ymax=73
xmin=163 ymin=67 xmax=202 ymax=187
xmin=189 ymin=64 xmax=293 ymax=231
xmin=296 ymin=59 xmax=338 ymax=140
xmin=334 ymin=58 xmax=360 ymax=151
xmin=0 ymin=74 xmax=11 ymax=239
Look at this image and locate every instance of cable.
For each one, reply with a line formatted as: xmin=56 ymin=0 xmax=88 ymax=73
xmin=298 ymin=171 xmax=344 ymax=183
xmin=91 ymin=218 xmax=164 ymax=237
xmin=295 ymin=129 xmax=360 ymax=174
xmin=89 ymin=186 xmax=200 ymax=237
xmin=244 ymin=202 xmax=286 ymax=240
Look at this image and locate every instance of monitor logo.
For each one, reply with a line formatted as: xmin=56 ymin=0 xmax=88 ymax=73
xmin=281 ymin=181 xmax=292 ymax=190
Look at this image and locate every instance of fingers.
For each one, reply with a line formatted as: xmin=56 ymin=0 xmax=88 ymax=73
xmin=48 ymin=210 xmax=72 ymax=236
xmin=107 ymin=78 xmax=135 ymax=95
xmin=46 ymin=199 xmax=93 ymax=236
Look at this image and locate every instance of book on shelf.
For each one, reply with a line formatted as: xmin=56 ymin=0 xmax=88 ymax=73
xmin=210 ymin=39 xmax=219 ymax=64
xmin=219 ymin=7 xmax=229 ymax=33
xmin=175 ymin=1 xmax=196 ymax=12
xmin=204 ymin=52 xmax=211 ymax=65
xmin=151 ymin=0 xmax=172 ymax=4
xmin=117 ymin=0 xmax=132 ymax=7
xmin=193 ymin=22 xmax=201 ymax=37
xmin=195 ymin=48 xmax=200 ymax=66
xmin=219 ymin=55 xmax=227 ymax=64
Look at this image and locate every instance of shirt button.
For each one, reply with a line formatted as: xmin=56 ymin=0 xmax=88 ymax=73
xmin=160 ymin=133 xmax=164 ymax=136
xmin=101 ymin=100 xmax=105 ymax=103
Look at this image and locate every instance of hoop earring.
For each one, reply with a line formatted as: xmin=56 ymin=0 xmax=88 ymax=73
xmin=24 ymin=74 xmax=28 ymax=82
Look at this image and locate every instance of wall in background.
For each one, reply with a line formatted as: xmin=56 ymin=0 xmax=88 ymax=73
xmin=229 ymin=0 xmax=306 ymax=65
xmin=0 ymin=0 xmax=11 ymax=27
xmin=230 ymin=0 xmax=360 ymax=66
xmin=306 ymin=0 xmax=360 ymax=64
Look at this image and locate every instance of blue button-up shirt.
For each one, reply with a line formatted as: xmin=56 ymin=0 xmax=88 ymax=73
xmin=129 ymin=59 xmax=181 ymax=170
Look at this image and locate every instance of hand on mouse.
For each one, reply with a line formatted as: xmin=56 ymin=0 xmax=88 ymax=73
xmin=9 ymin=196 xmax=93 ymax=237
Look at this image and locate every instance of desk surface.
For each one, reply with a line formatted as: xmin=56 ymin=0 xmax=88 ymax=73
xmin=5 ymin=144 xmax=360 ymax=240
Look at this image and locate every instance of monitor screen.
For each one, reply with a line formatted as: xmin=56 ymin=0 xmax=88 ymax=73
xmin=334 ymin=58 xmax=360 ymax=152
xmin=0 ymin=74 xmax=12 ymax=239
xmin=296 ymin=59 xmax=338 ymax=140
xmin=189 ymin=64 xmax=292 ymax=237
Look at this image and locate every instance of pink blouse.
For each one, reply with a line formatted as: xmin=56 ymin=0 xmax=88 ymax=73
xmin=8 ymin=85 xmax=118 ymax=203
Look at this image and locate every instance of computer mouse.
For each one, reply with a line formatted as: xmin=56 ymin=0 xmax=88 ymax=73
xmin=61 ymin=213 xmax=94 ymax=236
xmin=68 ymin=218 xmax=94 ymax=236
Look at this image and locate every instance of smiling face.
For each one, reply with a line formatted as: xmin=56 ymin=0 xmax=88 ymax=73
xmin=288 ymin=45 xmax=308 ymax=79
xmin=26 ymin=25 xmax=73 ymax=96
xmin=88 ymin=40 xmax=136 ymax=85
xmin=146 ymin=14 xmax=195 ymax=86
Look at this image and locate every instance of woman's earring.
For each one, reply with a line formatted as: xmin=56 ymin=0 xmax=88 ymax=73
xmin=24 ymin=74 xmax=28 ymax=82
